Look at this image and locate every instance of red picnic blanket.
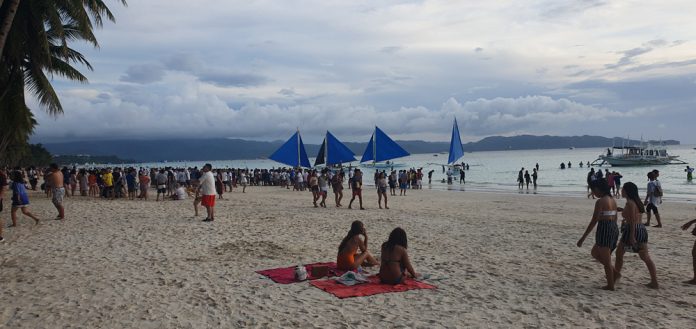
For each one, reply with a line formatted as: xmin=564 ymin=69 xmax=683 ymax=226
xmin=310 ymin=275 xmax=437 ymax=298
xmin=256 ymin=262 xmax=347 ymax=284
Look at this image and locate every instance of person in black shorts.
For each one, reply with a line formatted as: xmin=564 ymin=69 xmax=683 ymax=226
xmin=0 ymin=169 xmax=7 ymax=242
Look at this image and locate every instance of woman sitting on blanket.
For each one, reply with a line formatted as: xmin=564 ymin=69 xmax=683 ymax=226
xmin=337 ymin=220 xmax=379 ymax=270
xmin=379 ymin=227 xmax=418 ymax=284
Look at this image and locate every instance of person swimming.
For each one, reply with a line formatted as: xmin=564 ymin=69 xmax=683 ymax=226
xmin=337 ymin=221 xmax=378 ymax=271
xmin=379 ymin=227 xmax=418 ymax=284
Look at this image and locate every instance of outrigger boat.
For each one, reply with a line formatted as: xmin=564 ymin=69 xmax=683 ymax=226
xmin=591 ymin=142 xmax=686 ymax=167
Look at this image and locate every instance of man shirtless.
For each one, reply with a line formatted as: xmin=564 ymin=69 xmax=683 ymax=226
xmin=48 ymin=163 xmax=65 ymax=220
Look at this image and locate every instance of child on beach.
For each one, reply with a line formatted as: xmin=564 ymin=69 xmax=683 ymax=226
xmin=379 ymin=227 xmax=418 ymax=284
xmin=337 ymin=220 xmax=379 ymax=271
xmin=682 ymin=213 xmax=696 ymax=284
xmin=577 ymin=178 xmax=619 ymax=290
xmin=9 ymin=171 xmax=41 ymax=227
xmin=613 ymin=182 xmax=658 ymax=289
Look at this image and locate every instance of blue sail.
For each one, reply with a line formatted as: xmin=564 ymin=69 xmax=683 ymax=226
xmin=360 ymin=135 xmax=375 ymax=163
xmin=325 ymin=131 xmax=356 ymax=165
xmin=448 ymin=118 xmax=465 ymax=164
xmin=269 ymin=131 xmax=311 ymax=168
xmin=360 ymin=126 xmax=410 ymax=163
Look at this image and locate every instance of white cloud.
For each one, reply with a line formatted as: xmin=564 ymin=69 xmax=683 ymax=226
xmin=26 ymin=0 xmax=696 ymax=144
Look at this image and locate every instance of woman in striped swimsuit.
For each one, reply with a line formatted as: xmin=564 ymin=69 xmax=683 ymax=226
xmin=614 ymin=182 xmax=658 ymax=289
xmin=577 ymin=178 xmax=619 ymax=291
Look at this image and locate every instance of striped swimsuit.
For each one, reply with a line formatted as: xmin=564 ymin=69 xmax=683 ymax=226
xmin=595 ymin=210 xmax=619 ymax=251
xmin=620 ymin=223 xmax=648 ymax=245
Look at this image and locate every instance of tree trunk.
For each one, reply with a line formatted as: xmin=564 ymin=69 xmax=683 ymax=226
xmin=0 ymin=0 xmax=21 ymax=59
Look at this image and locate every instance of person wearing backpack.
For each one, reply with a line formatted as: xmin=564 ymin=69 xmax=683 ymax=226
xmin=644 ymin=171 xmax=662 ymax=228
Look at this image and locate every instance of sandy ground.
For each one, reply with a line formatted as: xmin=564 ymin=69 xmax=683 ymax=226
xmin=1 ymin=185 xmax=696 ymax=328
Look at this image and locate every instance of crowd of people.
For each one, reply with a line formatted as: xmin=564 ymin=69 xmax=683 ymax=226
xmin=3 ymin=161 xmax=696 ymax=290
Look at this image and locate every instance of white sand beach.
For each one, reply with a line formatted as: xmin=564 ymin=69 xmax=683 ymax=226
xmin=1 ymin=187 xmax=696 ymax=328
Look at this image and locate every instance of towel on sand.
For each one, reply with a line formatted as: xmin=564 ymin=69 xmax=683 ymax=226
xmin=310 ymin=275 xmax=437 ymax=298
xmin=256 ymin=262 xmax=347 ymax=284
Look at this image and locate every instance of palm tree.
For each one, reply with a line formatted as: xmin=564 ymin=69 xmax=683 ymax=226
xmin=0 ymin=0 xmax=126 ymax=161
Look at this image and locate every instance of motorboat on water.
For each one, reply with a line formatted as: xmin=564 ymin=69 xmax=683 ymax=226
xmin=591 ymin=143 xmax=686 ymax=167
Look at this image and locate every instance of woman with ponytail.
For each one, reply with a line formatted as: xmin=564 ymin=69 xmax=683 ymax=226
xmin=614 ymin=182 xmax=659 ymax=289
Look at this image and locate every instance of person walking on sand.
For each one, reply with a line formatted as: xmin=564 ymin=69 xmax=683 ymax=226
xmin=332 ymin=170 xmax=344 ymax=207
xmin=318 ymin=170 xmax=329 ymax=208
xmin=681 ymin=213 xmax=696 ymax=284
xmin=308 ymin=170 xmax=319 ymax=208
xmin=644 ymin=172 xmax=662 ymax=228
xmin=613 ymin=182 xmax=659 ymax=289
xmin=9 ymin=171 xmax=40 ymax=227
xmin=587 ymin=168 xmax=596 ymax=199
xmin=577 ymin=178 xmax=619 ymax=291
xmin=48 ymin=163 xmax=65 ymax=220
xmin=197 ymin=164 xmax=217 ymax=222
xmin=377 ymin=172 xmax=389 ymax=209
xmin=138 ymin=169 xmax=150 ymax=200
xmin=348 ymin=169 xmax=364 ymax=210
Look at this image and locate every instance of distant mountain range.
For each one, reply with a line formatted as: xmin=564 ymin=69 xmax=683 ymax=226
xmin=42 ymin=135 xmax=680 ymax=163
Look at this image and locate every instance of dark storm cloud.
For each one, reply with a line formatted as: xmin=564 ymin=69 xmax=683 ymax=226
xmin=119 ymin=64 xmax=166 ymax=84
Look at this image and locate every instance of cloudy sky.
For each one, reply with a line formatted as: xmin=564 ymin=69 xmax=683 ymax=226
xmin=30 ymin=0 xmax=696 ymax=144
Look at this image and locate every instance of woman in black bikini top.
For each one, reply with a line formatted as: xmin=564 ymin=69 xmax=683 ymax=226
xmin=379 ymin=227 xmax=418 ymax=284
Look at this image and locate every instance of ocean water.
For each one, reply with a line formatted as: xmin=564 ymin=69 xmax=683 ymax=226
xmin=112 ymin=145 xmax=696 ymax=201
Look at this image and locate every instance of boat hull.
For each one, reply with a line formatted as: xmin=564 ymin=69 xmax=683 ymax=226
xmin=598 ymin=155 xmax=681 ymax=167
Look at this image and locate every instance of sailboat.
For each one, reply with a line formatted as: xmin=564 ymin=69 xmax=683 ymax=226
xmin=447 ymin=118 xmax=465 ymax=175
xmin=360 ymin=126 xmax=410 ymax=168
xmin=314 ymin=131 xmax=356 ymax=167
xmin=448 ymin=118 xmax=465 ymax=165
xmin=426 ymin=118 xmax=465 ymax=173
xmin=269 ymin=130 xmax=311 ymax=168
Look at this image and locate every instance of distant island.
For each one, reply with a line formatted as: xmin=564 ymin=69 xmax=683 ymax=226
xmin=42 ymin=135 xmax=679 ymax=163
xmin=53 ymin=155 xmax=136 ymax=165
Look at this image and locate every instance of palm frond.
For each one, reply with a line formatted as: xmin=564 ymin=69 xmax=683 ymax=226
xmin=48 ymin=55 xmax=89 ymax=82
xmin=23 ymin=63 xmax=63 ymax=115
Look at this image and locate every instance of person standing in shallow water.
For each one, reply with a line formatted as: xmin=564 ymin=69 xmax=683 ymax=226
xmin=613 ymin=182 xmax=658 ymax=289
xmin=532 ymin=168 xmax=538 ymax=189
xmin=524 ymin=170 xmax=531 ymax=189
xmin=517 ymin=168 xmax=524 ymax=189
xmin=577 ymin=178 xmax=619 ymax=291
